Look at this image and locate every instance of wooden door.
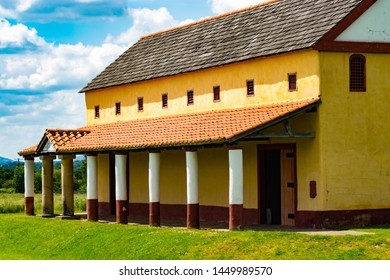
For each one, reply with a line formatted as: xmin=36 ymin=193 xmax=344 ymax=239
xmin=280 ymin=149 xmax=296 ymax=226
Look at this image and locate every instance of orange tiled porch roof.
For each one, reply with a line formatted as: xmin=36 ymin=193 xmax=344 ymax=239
xmin=18 ymin=98 xmax=320 ymax=156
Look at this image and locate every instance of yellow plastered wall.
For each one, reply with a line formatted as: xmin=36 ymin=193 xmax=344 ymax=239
xmin=160 ymin=151 xmax=186 ymax=205
xmin=97 ymin=153 xmax=110 ymax=203
xmin=84 ymin=50 xmax=320 ymax=125
xmin=249 ymin=111 xmax=323 ymax=211
xmin=129 ymin=152 xmax=148 ymax=204
xmin=319 ymin=52 xmax=390 ymax=210
xmin=127 ymin=147 xmax=258 ymax=209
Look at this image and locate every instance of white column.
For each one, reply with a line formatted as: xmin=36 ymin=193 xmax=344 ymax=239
xmin=186 ymin=150 xmax=199 ymax=204
xmin=115 ymin=153 xmax=128 ymax=224
xmin=87 ymin=155 xmax=98 ymax=200
xmin=229 ymin=149 xmax=243 ymax=205
xmin=229 ymin=147 xmax=243 ymax=230
xmin=149 ymin=152 xmax=160 ymax=226
xmin=87 ymin=154 xmax=98 ymax=221
xmin=24 ymin=157 xmax=35 ymax=215
xmin=115 ymin=154 xmax=127 ymax=201
xmin=186 ymin=150 xmax=199 ymax=229
xmin=149 ymin=152 xmax=160 ymax=203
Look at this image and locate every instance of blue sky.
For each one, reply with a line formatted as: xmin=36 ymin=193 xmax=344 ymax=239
xmin=0 ymin=0 xmax=266 ymax=159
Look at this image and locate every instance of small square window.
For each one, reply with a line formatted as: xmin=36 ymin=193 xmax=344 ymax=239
xmin=213 ymin=86 xmax=220 ymax=102
xmin=115 ymin=102 xmax=121 ymax=115
xmin=187 ymin=90 xmax=194 ymax=106
xmin=246 ymin=80 xmax=254 ymax=96
xmin=94 ymin=105 xmax=100 ymax=119
xmin=288 ymin=73 xmax=297 ymax=91
xmin=162 ymin=93 xmax=168 ymax=108
xmin=137 ymin=97 xmax=144 ymax=112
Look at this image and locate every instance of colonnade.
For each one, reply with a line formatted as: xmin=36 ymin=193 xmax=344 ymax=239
xmin=24 ymin=147 xmax=244 ymax=230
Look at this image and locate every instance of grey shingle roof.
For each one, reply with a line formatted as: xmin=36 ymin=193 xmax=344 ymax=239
xmin=80 ymin=0 xmax=363 ymax=92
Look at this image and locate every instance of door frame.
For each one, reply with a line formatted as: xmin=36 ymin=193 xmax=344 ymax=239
xmin=257 ymin=144 xmax=298 ymax=225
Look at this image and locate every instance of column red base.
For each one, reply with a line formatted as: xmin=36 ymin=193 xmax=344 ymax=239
xmin=187 ymin=203 xmax=199 ymax=229
xmin=229 ymin=204 xmax=243 ymax=230
xmin=87 ymin=199 xmax=99 ymax=221
xmin=149 ymin=202 xmax=160 ymax=227
xmin=25 ymin=197 xmax=34 ymax=216
xmin=116 ymin=200 xmax=128 ymax=224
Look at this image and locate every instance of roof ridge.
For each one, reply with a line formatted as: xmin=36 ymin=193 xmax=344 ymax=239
xmin=141 ymin=0 xmax=279 ymax=39
xmin=45 ymin=128 xmax=90 ymax=132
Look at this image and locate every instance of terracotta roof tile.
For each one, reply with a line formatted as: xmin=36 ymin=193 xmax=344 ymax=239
xmin=44 ymin=129 xmax=90 ymax=150
xmin=18 ymin=145 xmax=38 ymax=156
xmin=57 ymin=98 xmax=319 ymax=153
xmin=18 ymin=98 xmax=320 ymax=156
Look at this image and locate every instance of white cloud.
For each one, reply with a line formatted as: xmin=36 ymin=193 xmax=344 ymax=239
xmin=0 ymin=6 xmax=197 ymax=158
xmin=16 ymin=0 xmax=40 ymax=13
xmin=208 ymin=0 xmax=269 ymax=14
xmin=0 ymin=18 xmax=46 ymax=48
xmin=74 ymin=0 xmax=102 ymax=2
xmin=0 ymin=42 xmax=125 ymax=90
xmin=0 ymin=18 xmax=126 ymax=90
xmin=0 ymin=5 xmax=16 ymax=18
xmin=0 ymin=89 xmax=86 ymax=159
xmin=105 ymin=7 xmax=190 ymax=46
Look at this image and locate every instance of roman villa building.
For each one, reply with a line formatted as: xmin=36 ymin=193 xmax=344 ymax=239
xmin=19 ymin=0 xmax=390 ymax=230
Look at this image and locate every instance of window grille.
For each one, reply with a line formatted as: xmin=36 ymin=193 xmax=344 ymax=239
xmin=350 ymin=55 xmax=366 ymax=92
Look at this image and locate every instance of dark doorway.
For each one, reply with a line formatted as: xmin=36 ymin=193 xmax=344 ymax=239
xmin=109 ymin=154 xmax=116 ymax=215
xmin=258 ymin=144 xmax=297 ymax=226
xmin=258 ymin=149 xmax=282 ymax=225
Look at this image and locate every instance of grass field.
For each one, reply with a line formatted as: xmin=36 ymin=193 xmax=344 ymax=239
xmin=0 ymin=214 xmax=389 ymax=260
xmin=0 ymin=193 xmax=86 ymax=214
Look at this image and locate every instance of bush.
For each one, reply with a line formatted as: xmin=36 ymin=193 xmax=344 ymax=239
xmin=0 ymin=204 xmax=24 ymax=213
xmin=1 ymin=180 xmax=14 ymax=190
xmin=0 ymin=188 xmax=15 ymax=194
xmin=0 ymin=193 xmax=24 ymax=213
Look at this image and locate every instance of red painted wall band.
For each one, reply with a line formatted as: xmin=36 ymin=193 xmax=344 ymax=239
xmin=116 ymin=200 xmax=128 ymax=224
xmin=149 ymin=202 xmax=160 ymax=227
xmin=99 ymin=202 xmax=390 ymax=228
xmin=87 ymin=199 xmax=99 ymax=221
xmin=25 ymin=197 xmax=34 ymax=216
xmin=187 ymin=203 xmax=199 ymax=229
xmin=229 ymin=204 xmax=243 ymax=230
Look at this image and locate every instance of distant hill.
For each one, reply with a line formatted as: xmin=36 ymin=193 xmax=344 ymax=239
xmin=0 ymin=157 xmax=19 ymax=168
xmin=0 ymin=155 xmax=85 ymax=169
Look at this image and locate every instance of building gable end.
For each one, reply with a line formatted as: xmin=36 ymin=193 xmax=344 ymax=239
xmin=315 ymin=0 xmax=390 ymax=53
xmin=36 ymin=135 xmax=57 ymax=154
xmin=336 ymin=0 xmax=390 ymax=43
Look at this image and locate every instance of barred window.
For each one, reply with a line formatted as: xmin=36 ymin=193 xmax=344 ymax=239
xmin=246 ymin=80 xmax=254 ymax=96
xmin=187 ymin=90 xmax=194 ymax=105
xmin=350 ymin=55 xmax=366 ymax=92
xmin=162 ymin=93 xmax=168 ymax=108
xmin=138 ymin=97 xmax=144 ymax=112
xmin=213 ymin=86 xmax=220 ymax=102
xmin=115 ymin=102 xmax=121 ymax=115
xmin=288 ymin=73 xmax=297 ymax=91
xmin=94 ymin=105 xmax=100 ymax=119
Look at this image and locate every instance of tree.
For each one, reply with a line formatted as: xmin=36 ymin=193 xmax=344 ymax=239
xmin=12 ymin=166 xmax=24 ymax=193
xmin=0 ymin=166 xmax=14 ymax=188
xmin=53 ymin=166 xmax=61 ymax=193
xmin=34 ymin=171 xmax=42 ymax=193
xmin=74 ymin=158 xmax=87 ymax=192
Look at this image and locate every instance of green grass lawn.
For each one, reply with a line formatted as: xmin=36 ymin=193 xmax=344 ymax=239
xmin=0 ymin=193 xmax=86 ymax=214
xmin=0 ymin=214 xmax=389 ymax=260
